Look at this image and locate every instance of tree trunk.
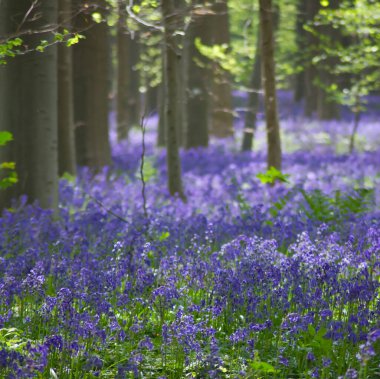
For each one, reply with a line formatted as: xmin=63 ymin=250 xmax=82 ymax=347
xmin=241 ymin=26 xmax=261 ymax=152
xmin=116 ymin=0 xmax=130 ymax=141
xmin=316 ymin=0 xmax=340 ymax=120
xmin=209 ymin=0 xmax=234 ymax=138
xmin=127 ymin=31 xmax=141 ymax=127
xmin=0 ymin=0 xmax=58 ymax=209
xmin=184 ymin=0 xmax=210 ymax=149
xmin=58 ymin=0 xmax=76 ymax=176
xmin=293 ymin=0 xmax=307 ymax=102
xmin=304 ymin=1 xmax=319 ymax=117
xmin=158 ymin=36 xmax=167 ymax=147
xmin=259 ymin=0 xmax=282 ymax=171
xmin=73 ymin=0 xmax=111 ymax=170
xmin=162 ymin=0 xmax=185 ymax=199
xmin=349 ymin=110 xmax=360 ymax=154
xmin=175 ymin=0 xmax=187 ymax=147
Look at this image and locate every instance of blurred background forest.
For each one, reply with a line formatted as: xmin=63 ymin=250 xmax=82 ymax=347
xmin=0 ymin=0 xmax=379 ymax=209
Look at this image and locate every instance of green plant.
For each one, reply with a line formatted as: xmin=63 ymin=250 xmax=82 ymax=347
xmin=0 ymin=131 xmax=18 ymax=189
xmin=299 ymin=187 xmax=374 ymax=223
xmin=256 ymin=166 xmax=290 ymax=185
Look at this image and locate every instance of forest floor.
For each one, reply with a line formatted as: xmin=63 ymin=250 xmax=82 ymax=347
xmin=0 ymin=92 xmax=379 ymax=378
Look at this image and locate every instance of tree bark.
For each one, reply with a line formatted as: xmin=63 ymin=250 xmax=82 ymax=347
xmin=293 ymin=0 xmax=307 ymax=102
xmin=316 ymin=0 xmax=341 ymax=120
xmin=127 ymin=31 xmax=141 ymax=127
xmin=162 ymin=0 xmax=185 ymax=199
xmin=259 ymin=0 xmax=282 ymax=171
xmin=73 ymin=0 xmax=111 ymax=170
xmin=58 ymin=0 xmax=76 ymax=176
xmin=209 ymin=0 xmax=234 ymax=138
xmin=0 ymin=0 xmax=58 ymax=209
xmin=175 ymin=0 xmax=187 ymax=146
xmin=158 ymin=1 xmax=186 ymax=147
xmin=304 ymin=1 xmax=319 ymax=117
xmin=241 ymin=26 xmax=261 ymax=152
xmin=157 ymin=79 xmax=166 ymax=147
xmin=184 ymin=0 xmax=210 ymax=149
xmin=116 ymin=0 xmax=130 ymax=141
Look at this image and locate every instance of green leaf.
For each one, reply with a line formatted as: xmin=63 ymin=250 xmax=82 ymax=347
xmin=0 ymin=131 xmax=13 ymax=146
xmin=0 ymin=171 xmax=18 ymax=190
xmin=256 ymin=167 xmax=290 ymax=185
xmin=66 ymin=34 xmax=85 ymax=47
xmin=132 ymin=5 xmax=141 ymax=14
xmin=159 ymin=231 xmax=170 ymax=241
xmin=249 ymin=361 xmax=279 ymax=374
xmin=36 ymin=40 xmax=49 ymax=53
xmin=61 ymin=172 xmax=76 ymax=183
xmin=0 ymin=162 xmax=16 ymax=170
xmin=92 ymin=12 xmax=102 ymax=23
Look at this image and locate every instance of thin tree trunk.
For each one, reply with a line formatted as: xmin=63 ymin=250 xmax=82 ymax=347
xmin=162 ymin=0 xmax=185 ymax=199
xmin=0 ymin=0 xmax=58 ymax=209
xmin=58 ymin=0 xmax=76 ymax=176
xmin=184 ymin=0 xmax=210 ymax=149
xmin=259 ymin=0 xmax=282 ymax=171
xmin=349 ymin=111 xmax=360 ymax=154
xmin=209 ymin=0 xmax=234 ymax=138
xmin=73 ymin=0 xmax=111 ymax=170
xmin=242 ymin=27 xmax=261 ymax=152
xmin=116 ymin=0 xmax=130 ymax=141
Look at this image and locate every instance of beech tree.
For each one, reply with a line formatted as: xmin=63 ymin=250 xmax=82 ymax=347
xmin=158 ymin=0 xmax=187 ymax=147
xmin=259 ymin=0 xmax=282 ymax=170
xmin=316 ymin=0 xmax=341 ymax=120
xmin=73 ymin=0 xmax=111 ymax=170
xmin=161 ymin=0 xmax=185 ymax=199
xmin=0 ymin=0 xmax=58 ymax=209
xmin=241 ymin=26 xmax=261 ymax=152
xmin=184 ymin=0 xmax=211 ymax=148
xmin=304 ymin=1 xmax=320 ymax=117
xmin=58 ymin=0 xmax=76 ymax=176
xmin=208 ymin=0 xmax=234 ymax=138
xmin=116 ymin=0 xmax=130 ymax=141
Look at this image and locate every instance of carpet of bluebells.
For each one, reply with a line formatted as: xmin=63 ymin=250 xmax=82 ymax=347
xmin=0 ymin=94 xmax=380 ymax=378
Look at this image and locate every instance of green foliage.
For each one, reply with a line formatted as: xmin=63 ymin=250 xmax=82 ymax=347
xmin=0 ymin=327 xmax=28 ymax=351
xmin=0 ymin=131 xmax=13 ymax=146
xmin=0 ymin=30 xmax=84 ymax=62
xmin=309 ymin=0 xmax=380 ymax=112
xmin=256 ymin=166 xmax=290 ymax=185
xmin=247 ymin=359 xmax=280 ymax=376
xmin=0 ymin=38 xmax=23 ymax=64
xmin=66 ymin=33 xmax=85 ymax=47
xmin=62 ymin=32 xmax=85 ymax=47
xmin=92 ymin=12 xmax=103 ymax=24
xmin=0 ymin=131 xmax=18 ymax=190
xmin=61 ymin=172 xmax=76 ymax=184
xmin=301 ymin=325 xmax=332 ymax=356
xmin=195 ymin=38 xmax=243 ymax=78
xmin=36 ymin=40 xmax=49 ymax=53
xmin=300 ymin=187 xmax=374 ymax=223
